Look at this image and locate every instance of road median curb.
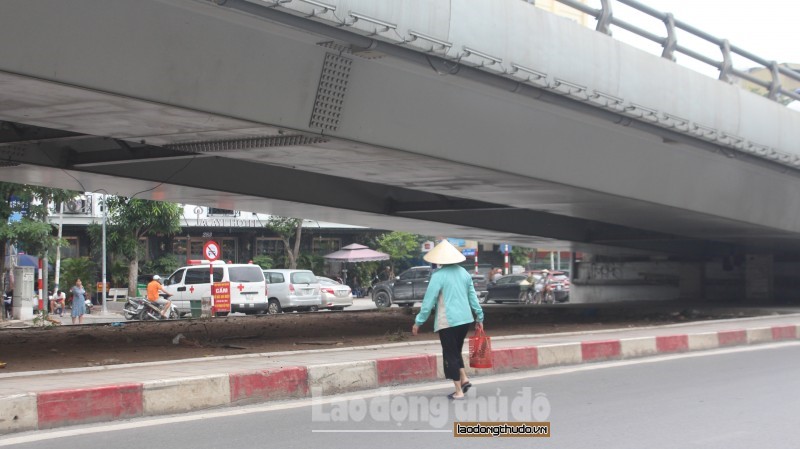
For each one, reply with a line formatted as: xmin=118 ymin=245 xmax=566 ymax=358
xmin=2 ymin=323 xmax=798 ymax=434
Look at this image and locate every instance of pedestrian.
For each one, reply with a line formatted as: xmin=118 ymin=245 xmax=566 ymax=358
xmin=412 ymin=239 xmax=484 ymax=400
xmin=491 ymin=268 xmax=503 ymax=282
xmin=70 ymin=279 xmax=86 ymax=324
xmin=50 ymin=288 xmax=66 ymax=316
xmin=3 ymin=289 xmax=11 ymax=319
xmin=351 ymin=275 xmax=362 ymax=298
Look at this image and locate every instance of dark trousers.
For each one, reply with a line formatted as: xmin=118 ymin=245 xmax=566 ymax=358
xmin=438 ymin=323 xmax=470 ymax=381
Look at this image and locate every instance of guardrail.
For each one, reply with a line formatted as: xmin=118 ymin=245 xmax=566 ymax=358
xmin=550 ymin=0 xmax=800 ymax=103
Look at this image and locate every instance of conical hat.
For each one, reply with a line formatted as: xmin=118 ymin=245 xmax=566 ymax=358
xmin=423 ymin=239 xmax=466 ymax=265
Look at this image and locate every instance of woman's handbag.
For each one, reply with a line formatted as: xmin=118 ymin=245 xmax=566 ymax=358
xmin=469 ymin=327 xmax=493 ymax=368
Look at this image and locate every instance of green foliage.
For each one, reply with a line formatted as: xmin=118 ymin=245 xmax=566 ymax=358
xmin=90 ymin=197 xmax=182 ymax=261
xmin=109 ymin=260 xmax=130 ymax=287
xmin=251 ymin=255 xmax=274 ymax=270
xmin=140 ymin=254 xmax=180 ymax=277
xmin=265 ymin=216 xmax=303 ymax=269
xmin=60 ymin=257 xmax=97 ymax=295
xmin=296 ymin=252 xmax=324 ymax=273
xmin=511 ymin=246 xmax=534 ymax=268
xmin=0 ymin=182 xmax=77 ymax=292
xmin=87 ymin=196 xmax=181 ymax=293
xmin=350 ymin=262 xmax=380 ymax=287
xmin=376 ymin=232 xmax=421 ymax=272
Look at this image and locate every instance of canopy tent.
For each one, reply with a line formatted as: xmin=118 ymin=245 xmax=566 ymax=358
xmin=324 ymin=244 xmax=389 ymax=293
xmin=4 ymin=254 xmax=39 ymax=268
xmin=323 ymin=243 xmax=389 ymax=263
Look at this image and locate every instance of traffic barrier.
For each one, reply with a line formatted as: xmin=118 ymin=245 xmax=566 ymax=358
xmin=307 ymin=361 xmax=377 ymax=395
xmin=620 ymin=337 xmax=657 ymax=358
xmin=376 ymin=355 xmax=437 ymax=386
xmin=143 ymin=375 xmax=229 ymax=415
xmin=0 ymin=393 xmax=37 ymax=433
xmin=581 ymin=340 xmax=621 ymax=362
xmin=230 ymin=366 xmax=309 ymax=404
xmin=4 ymin=321 xmax=800 ymax=434
xmin=37 ymin=384 xmax=143 ymax=429
xmin=656 ymin=335 xmax=689 ymax=353
xmin=537 ymin=342 xmax=582 ymax=367
xmin=491 ymin=347 xmax=538 ymax=373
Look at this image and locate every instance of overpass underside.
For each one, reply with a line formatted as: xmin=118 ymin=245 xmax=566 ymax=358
xmin=1 ymin=0 xmax=800 ymax=302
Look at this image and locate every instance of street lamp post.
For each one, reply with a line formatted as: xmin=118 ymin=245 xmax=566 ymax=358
xmin=101 ymin=193 xmax=107 ymax=315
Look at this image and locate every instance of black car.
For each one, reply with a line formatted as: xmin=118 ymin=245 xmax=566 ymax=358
xmin=470 ymin=273 xmax=488 ymax=299
xmin=485 ymin=274 xmax=529 ymax=304
xmin=372 ymin=266 xmax=432 ymax=308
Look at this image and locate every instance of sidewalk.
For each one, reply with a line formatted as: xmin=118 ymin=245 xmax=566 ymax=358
xmin=1 ymin=313 xmax=799 ymax=434
xmin=1 ymin=301 xmax=125 ymax=328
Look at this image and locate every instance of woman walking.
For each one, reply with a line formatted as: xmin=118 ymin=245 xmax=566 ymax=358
xmin=412 ymin=239 xmax=484 ymax=399
xmin=70 ymin=279 xmax=86 ymax=325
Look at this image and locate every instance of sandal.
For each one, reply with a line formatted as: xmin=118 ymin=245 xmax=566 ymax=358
xmin=447 ymin=393 xmax=465 ymax=400
xmin=461 ymin=381 xmax=472 ymax=394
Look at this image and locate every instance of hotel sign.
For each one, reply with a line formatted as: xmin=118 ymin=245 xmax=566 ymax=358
xmin=195 ymin=218 xmax=261 ymax=227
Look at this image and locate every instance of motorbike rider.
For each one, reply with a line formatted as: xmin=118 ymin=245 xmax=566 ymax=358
xmin=146 ymin=275 xmax=173 ymax=318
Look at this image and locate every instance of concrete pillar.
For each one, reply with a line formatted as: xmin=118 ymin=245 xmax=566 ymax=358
xmin=745 ymin=254 xmax=774 ymax=304
xmin=12 ymin=266 xmax=35 ymax=320
xmin=678 ymin=262 xmax=705 ymax=300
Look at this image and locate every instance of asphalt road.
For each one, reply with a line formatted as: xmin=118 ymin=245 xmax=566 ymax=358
xmin=4 ymin=342 xmax=800 ymax=449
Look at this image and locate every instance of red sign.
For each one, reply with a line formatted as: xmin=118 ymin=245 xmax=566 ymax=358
xmin=212 ymin=282 xmax=231 ymax=313
xmin=203 ymin=240 xmax=221 ymax=262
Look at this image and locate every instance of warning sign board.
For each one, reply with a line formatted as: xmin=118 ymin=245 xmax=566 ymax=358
xmin=212 ymin=282 xmax=231 ymax=313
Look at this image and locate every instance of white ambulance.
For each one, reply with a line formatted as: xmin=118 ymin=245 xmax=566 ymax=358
xmin=162 ymin=261 xmax=267 ymax=316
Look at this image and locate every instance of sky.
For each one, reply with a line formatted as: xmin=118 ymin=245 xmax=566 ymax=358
xmin=588 ymin=0 xmax=800 ymax=76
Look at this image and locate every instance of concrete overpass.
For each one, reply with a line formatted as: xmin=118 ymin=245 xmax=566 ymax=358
xmin=1 ymin=0 xmax=800 ymax=302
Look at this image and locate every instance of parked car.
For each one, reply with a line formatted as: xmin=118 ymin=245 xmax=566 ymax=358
xmin=317 ymin=276 xmax=353 ymax=311
xmin=263 ymin=269 xmax=322 ymax=314
xmin=372 ymin=266 xmax=486 ymax=308
xmin=372 ymin=266 xmax=432 ymax=308
xmin=162 ymin=262 xmax=267 ymax=316
xmin=484 ymin=274 xmax=530 ymax=304
xmin=470 ymin=273 xmax=488 ymax=299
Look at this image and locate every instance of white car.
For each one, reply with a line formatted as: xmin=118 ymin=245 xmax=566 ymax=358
xmin=163 ymin=262 xmax=267 ymax=316
xmin=317 ymin=276 xmax=353 ymax=311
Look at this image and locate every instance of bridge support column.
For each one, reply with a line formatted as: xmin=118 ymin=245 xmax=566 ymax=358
xmin=678 ymin=262 xmax=705 ymax=300
xmin=745 ymin=254 xmax=774 ymax=303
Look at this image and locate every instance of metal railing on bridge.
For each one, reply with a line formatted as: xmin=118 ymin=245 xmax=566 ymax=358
xmin=549 ymin=0 xmax=800 ymax=103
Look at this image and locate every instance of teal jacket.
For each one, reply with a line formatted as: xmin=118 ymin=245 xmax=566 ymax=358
xmin=414 ymin=264 xmax=484 ymax=332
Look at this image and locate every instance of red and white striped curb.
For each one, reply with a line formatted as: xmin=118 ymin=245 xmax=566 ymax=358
xmin=1 ymin=324 xmax=797 ymax=434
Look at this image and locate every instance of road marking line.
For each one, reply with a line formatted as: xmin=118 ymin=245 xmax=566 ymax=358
xmin=1 ymin=340 xmax=798 ymax=446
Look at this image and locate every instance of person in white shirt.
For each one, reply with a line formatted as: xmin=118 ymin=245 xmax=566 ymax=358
xmin=50 ymin=289 xmax=66 ymax=317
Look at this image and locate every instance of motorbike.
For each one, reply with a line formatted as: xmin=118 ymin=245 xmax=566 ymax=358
xmin=123 ymin=295 xmax=179 ymax=321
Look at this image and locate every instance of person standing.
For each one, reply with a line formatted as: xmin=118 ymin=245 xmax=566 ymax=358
xmin=70 ymin=279 xmax=86 ymax=324
xmin=412 ymin=239 xmax=484 ymax=400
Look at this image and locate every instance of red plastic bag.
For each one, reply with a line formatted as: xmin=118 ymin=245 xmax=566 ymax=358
xmin=469 ymin=327 xmax=493 ymax=369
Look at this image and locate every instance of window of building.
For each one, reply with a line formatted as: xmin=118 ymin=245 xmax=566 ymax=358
xmin=172 ymin=238 xmax=188 ymax=266
xmin=62 ymin=237 xmax=79 ymax=259
xmin=255 ymin=238 xmax=285 ymax=257
xmin=312 ymin=238 xmax=340 ymax=255
xmin=207 ymin=208 xmax=238 ymax=216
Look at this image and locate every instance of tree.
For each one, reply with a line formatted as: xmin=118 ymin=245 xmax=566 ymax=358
xmin=89 ymin=197 xmax=181 ymax=296
xmin=376 ymin=232 xmax=421 ymax=274
xmin=265 ymin=216 xmax=303 ymax=269
xmin=511 ymin=246 xmax=534 ymax=268
xmin=0 ymin=182 xmax=76 ymax=293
